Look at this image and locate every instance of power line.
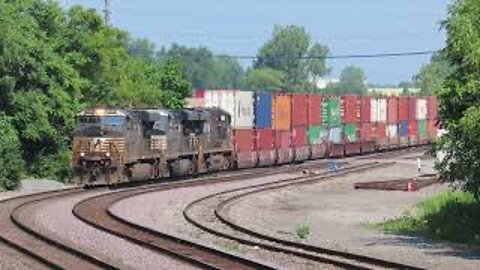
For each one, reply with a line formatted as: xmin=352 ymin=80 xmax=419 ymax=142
xmin=213 ymin=50 xmax=439 ymax=60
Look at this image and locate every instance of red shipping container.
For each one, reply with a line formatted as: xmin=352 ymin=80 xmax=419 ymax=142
xmin=255 ymin=128 xmax=274 ymax=150
xmin=360 ymin=96 xmax=371 ymax=123
xmin=291 ymin=94 xmax=309 ymax=126
xmin=427 ymin=120 xmax=437 ymax=141
xmin=427 ymin=96 xmax=438 ymax=120
xmin=292 ymin=126 xmax=307 ymax=146
xmin=341 ymin=95 xmax=361 ymax=123
xmin=408 ymin=96 xmax=417 ymax=121
xmin=387 ymin=96 xmax=399 ymax=124
xmin=275 ymin=130 xmax=291 ymax=149
xmin=376 ymin=123 xmax=388 ymax=148
xmin=398 ymin=96 xmax=409 ymax=121
xmin=194 ymin=89 xmax=205 ymax=98
xmin=234 ymin=129 xmax=254 ymax=152
xmin=408 ymin=120 xmax=417 ymax=137
xmin=308 ymin=94 xmax=321 ymax=125
xmin=360 ymin=122 xmax=375 ymax=142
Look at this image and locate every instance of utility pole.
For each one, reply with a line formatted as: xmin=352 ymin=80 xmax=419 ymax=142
xmin=103 ymin=0 xmax=111 ymax=25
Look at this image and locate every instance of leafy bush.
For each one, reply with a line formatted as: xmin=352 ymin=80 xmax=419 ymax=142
xmin=295 ymin=224 xmax=311 ymax=239
xmin=378 ymin=191 xmax=480 ymax=248
xmin=0 ymin=115 xmax=24 ymax=190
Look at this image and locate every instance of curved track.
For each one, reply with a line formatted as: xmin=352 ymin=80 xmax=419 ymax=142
xmin=183 ymin=161 xmax=425 ymax=269
xmin=0 ymin=188 xmax=117 ymax=269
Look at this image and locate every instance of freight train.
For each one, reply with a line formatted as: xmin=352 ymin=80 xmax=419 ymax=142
xmin=71 ymin=92 xmax=438 ymax=185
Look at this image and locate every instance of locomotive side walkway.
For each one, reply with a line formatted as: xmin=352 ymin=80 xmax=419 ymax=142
xmin=223 ymin=157 xmax=480 ymax=269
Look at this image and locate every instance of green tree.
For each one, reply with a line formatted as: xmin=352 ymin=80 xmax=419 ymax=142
xmin=128 ymin=38 xmax=156 ymax=62
xmin=307 ymin=43 xmax=330 ymax=90
xmin=414 ymin=53 xmax=452 ymax=95
xmin=243 ymin=68 xmax=285 ymax=91
xmin=0 ymin=114 xmax=24 ymax=190
xmin=211 ymin=56 xmax=244 ymax=89
xmin=254 ymin=25 xmax=313 ymax=90
xmin=337 ymin=66 xmax=368 ymax=94
xmin=436 ymin=0 xmax=480 ymax=198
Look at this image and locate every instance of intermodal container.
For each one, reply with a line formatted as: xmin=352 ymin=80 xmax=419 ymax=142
xmin=291 ymin=94 xmax=309 ymax=126
xmin=194 ymin=89 xmax=205 ymax=98
xmin=272 ymin=94 xmax=292 ymax=130
xmin=308 ymin=94 xmax=322 ymax=125
xmin=328 ymin=126 xmax=342 ymax=144
xmin=370 ymin=98 xmax=379 ymax=122
xmin=427 ymin=96 xmax=438 ymax=120
xmin=205 ymin=90 xmax=220 ymax=108
xmin=387 ymin=124 xmax=398 ymax=139
xmin=408 ymin=96 xmax=417 ymax=121
xmin=398 ymin=96 xmax=409 ymax=121
xmin=360 ymin=96 xmax=371 ymax=123
xmin=427 ymin=120 xmax=437 ymax=141
xmin=416 ymin=98 xmax=427 ymax=120
xmin=205 ymin=90 xmax=235 ymax=119
xmin=343 ymin=123 xmax=358 ymax=142
xmin=321 ymin=96 xmax=341 ymax=126
xmin=341 ymin=95 xmax=361 ymax=123
xmin=387 ymin=96 xmax=399 ymax=124
xmin=307 ymin=125 xmax=328 ymax=145
xmin=234 ymin=91 xmax=254 ymax=128
xmin=360 ymin=123 xmax=375 ymax=142
xmin=234 ymin=129 xmax=255 ymax=152
xmin=378 ymin=98 xmax=387 ymax=122
xmin=376 ymin=122 xmax=388 ymax=147
xmin=254 ymin=92 xmax=272 ymax=129
xmin=418 ymin=120 xmax=427 ymax=139
xmin=408 ymin=120 xmax=418 ymax=138
xmin=275 ymin=130 xmax=291 ymax=148
xmin=255 ymin=128 xmax=274 ymax=150
xmin=185 ymin=97 xmax=205 ymax=108
xmin=292 ymin=126 xmax=307 ymax=146
xmin=398 ymin=121 xmax=409 ymax=137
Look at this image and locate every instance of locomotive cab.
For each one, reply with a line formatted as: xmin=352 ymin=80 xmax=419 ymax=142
xmin=71 ymin=109 xmax=129 ymax=185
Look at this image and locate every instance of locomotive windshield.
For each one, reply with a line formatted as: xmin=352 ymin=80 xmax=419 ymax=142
xmin=77 ymin=115 xmax=125 ymax=127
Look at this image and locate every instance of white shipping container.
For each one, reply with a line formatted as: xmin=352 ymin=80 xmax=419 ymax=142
xmin=328 ymin=127 xmax=342 ymax=144
xmin=387 ymin=124 xmax=398 ymax=139
xmin=370 ymin=99 xmax=379 ymax=122
xmin=185 ymin=97 xmax=205 ymax=108
xmin=377 ymin=98 xmax=387 ymax=122
xmin=234 ymin=91 xmax=254 ymax=128
xmin=416 ymin=98 xmax=427 ymax=120
xmin=204 ymin=90 xmax=219 ymax=108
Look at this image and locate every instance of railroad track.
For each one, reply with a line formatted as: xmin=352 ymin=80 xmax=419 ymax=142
xmin=0 ymin=188 xmax=117 ymax=270
xmin=183 ymin=162 xmax=425 ymax=270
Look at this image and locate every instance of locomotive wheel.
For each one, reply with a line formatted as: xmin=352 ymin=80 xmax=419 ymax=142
xmin=222 ymin=157 xmax=230 ymax=171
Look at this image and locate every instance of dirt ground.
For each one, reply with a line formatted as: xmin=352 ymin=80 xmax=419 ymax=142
xmin=224 ymin=157 xmax=480 ymax=269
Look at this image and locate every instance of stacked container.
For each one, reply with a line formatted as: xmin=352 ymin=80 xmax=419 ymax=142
xmin=426 ymin=96 xmax=438 ymax=142
xmin=341 ymin=95 xmax=361 ymax=155
xmin=291 ymin=94 xmax=310 ymax=162
xmin=416 ymin=98 xmax=428 ymax=144
xmin=205 ymin=90 xmax=256 ymax=168
xmin=408 ymin=96 xmax=418 ymax=145
xmin=387 ymin=96 xmax=399 ymax=148
xmin=307 ymin=94 xmax=327 ymax=159
xmin=359 ymin=96 xmax=375 ymax=153
xmin=273 ymin=93 xmax=293 ymax=164
xmin=253 ymin=92 xmax=275 ymax=167
xmin=322 ymin=96 xmax=343 ymax=157
xmin=398 ymin=96 xmax=409 ymax=146
xmin=372 ymin=97 xmax=388 ymax=150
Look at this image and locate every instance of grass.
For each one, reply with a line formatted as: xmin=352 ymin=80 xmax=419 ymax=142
xmin=295 ymin=224 xmax=311 ymax=239
xmin=375 ymin=191 xmax=480 ymax=249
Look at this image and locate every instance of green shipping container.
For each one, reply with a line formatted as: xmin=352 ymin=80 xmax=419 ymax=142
xmin=307 ymin=125 xmax=329 ymax=145
xmin=418 ymin=120 xmax=427 ymax=137
xmin=321 ymin=97 xmax=341 ymax=127
xmin=343 ymin=123 xmax=358 ymax=142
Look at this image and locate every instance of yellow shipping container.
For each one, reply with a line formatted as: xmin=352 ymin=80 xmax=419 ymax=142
xmin=272 ymin=94 xmax=291 ymax=130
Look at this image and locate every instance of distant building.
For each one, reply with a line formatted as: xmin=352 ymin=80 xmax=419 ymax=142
xmin=368 ymin=87 xmax=421 ymax=96
xmin=316 ymin=78 xmax=339 ymax=89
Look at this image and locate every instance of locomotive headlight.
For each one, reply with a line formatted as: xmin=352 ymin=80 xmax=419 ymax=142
xmin=80 ymin=152 xmax=85 ymax=157
xmin=106 ymin=152 xmax=111 ymax=157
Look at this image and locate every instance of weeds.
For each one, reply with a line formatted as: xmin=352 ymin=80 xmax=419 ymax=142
xmin=295 ymin=224 xmax=311 ymax=239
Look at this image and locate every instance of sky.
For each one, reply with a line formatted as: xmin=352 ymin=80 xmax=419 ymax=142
xmin=61 ymin=0 xmax=450 ymax=85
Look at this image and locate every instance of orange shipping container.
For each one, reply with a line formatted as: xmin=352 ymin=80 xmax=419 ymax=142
xmin=272 ymin=94 xmax=292 ymax=130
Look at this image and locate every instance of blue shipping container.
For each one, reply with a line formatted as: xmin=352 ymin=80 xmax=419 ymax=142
xmin=398 ymin=121 xmax=408 ymax=137
xmin=254 ymin=92 xmax=272 ymax=129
